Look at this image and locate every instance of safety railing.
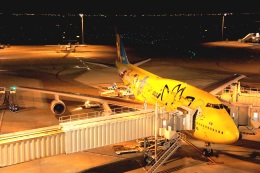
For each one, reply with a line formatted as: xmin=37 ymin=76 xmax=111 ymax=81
xmin=58 ymin=106 xmax=141 ymax=123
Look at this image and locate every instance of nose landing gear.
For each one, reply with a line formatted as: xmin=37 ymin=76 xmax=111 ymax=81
xmin=202 ymin=142 xmax=213 ymax=157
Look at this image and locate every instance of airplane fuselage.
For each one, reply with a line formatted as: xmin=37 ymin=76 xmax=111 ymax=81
xmin=116 ymin=60 xmax=239 ymax=144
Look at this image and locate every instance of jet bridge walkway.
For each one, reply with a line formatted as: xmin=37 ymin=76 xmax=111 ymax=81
xmin=0 ymin=103 xmax=199 ymax=168
xmin=0 ymin=107 xmax=156 ymax=167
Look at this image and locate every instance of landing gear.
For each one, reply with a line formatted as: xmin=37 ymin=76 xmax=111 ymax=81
xmin=202 ymin=148 xmax=213 ymax=157
xmin=202 ymin=142 xmax=213 ymax=157
xmin=239 ymin=133 xmax=243 ymax=139
xmin=144 ymin=155 xmax=155 ymax=166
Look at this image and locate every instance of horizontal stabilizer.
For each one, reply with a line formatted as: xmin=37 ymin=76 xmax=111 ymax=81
xmin=81 ymin=58 xmax=151 ymax=68
xmin=80 ymin=60 xmax=116 ymax=68
xmin=133 ymin=58 xmax=151 ymax=66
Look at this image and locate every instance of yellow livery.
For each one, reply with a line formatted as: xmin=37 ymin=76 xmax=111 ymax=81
xmin=115 ymin=33 xmax=240 ymax=156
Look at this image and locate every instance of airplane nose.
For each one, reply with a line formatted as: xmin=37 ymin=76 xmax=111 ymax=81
xmin=225 ymin=126 xmax=240 ymax=143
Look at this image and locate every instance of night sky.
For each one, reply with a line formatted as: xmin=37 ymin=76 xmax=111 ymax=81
xmin=1 ymin=1 xmax=260 ymax=14
xmin=0 ymin=1 xmax=260 ymax=45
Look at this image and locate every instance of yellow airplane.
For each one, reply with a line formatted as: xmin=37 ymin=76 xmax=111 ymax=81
xmin=16 ymin=32 xmax=246 ymax=157
xmin=114 ymin=32 xmax=245 ymax=156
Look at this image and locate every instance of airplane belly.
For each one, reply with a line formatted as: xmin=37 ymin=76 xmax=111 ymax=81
xmin=194 ymin=124 xmax=237 ymax=144
xmin=194 ymin=129 xmax=222 ymax=143
xmin=194 ymin=129 xmax=208 ymax=142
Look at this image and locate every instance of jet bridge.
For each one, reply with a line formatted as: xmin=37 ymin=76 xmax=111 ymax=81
xmin=0 ymin=107 xmax=155 ymax=167
xmin=217 ymin=82 xmax=260 ymax=129
xmin=157 ymin=105 xmax=197 ymax=136
xmin=0 ymin=103 xmax=197 ymax=167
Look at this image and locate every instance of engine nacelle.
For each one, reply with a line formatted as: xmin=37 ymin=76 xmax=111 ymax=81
xmin=51 ymin=100 xmax=66 ymax=116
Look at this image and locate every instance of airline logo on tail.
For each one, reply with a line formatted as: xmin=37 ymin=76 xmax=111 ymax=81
xmin=116 ymin=34 xmax=129 ymax=64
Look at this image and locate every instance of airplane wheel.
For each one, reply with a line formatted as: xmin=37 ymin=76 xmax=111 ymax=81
xmin=202 ymin=149 xmax=207 ymax=156
xmin=151 ymin=159 xmax=155 ymax=166
xmin=239 ymin=133 xmax=243 ymax=139
xmin=202 ymin=149 xmax=213 ymax=157
xmin=209 ymin=149 xmax=213 ymax=156
xmin=144 ymin=156 xmax=149 ymax=165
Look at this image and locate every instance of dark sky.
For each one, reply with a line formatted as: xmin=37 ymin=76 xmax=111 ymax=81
xmin=1 ymin=0 xmax=260 ymax=14
xmin=0 ymin=0 xmax=260 ymax=45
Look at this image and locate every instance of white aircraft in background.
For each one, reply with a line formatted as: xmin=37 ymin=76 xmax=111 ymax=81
xmin=16 ymin=31 xmax=246 ymax=156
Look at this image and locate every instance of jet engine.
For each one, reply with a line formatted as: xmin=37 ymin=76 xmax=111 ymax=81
xmin=51 ymin=100 xmax=66 ymax=116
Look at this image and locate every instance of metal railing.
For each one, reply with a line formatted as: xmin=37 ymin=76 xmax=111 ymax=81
xmin=58 ymin=106 xmax=141 ymax=123
xmin=222 ymin=86 xmax=260 ymax=95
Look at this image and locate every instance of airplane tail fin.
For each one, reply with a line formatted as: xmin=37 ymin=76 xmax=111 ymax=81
xmin=116 ymin=32 xmax=129 ymax=64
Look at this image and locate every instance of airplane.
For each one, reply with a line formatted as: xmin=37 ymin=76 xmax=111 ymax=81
xmin=238 ymin=33 xmax=260 ymax=43
xmin=45 ymin=41 xmax=87 ymax=53
xmin=16 ymin=31 xmax=246 ymax=157
xmin=113 ymin=31 xmax=246 ymax=156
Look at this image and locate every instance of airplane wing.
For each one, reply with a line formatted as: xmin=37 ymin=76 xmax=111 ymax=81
xmin=17 ymin=86 xmax=104 ymax=103
xmin=202 ymin=74 xmax=246 ymax=95
xmin=16 ymin=86 xmax=143 ymax=116
xmin=17 ymin=86 xmax=143 ymax=105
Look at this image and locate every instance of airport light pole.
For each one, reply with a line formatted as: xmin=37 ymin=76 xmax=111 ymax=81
xmin=79 ymin=14 xmax=84 ymax=45
xmin=222 ymin=13 xmax=227 ymax=41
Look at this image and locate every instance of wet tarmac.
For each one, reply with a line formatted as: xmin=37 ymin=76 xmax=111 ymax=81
xmin=0 ymin=41 xmax=260 ymax=172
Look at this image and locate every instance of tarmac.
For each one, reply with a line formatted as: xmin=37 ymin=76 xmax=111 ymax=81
xmin=0 ymin=41 xmax=260 ymax=173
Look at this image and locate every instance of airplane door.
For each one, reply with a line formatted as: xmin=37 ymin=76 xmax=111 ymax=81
xmin=192 ymin=109 xmax=198 ymax=129
xmin=250 ymin=107 xmax=260 ymax=128
xmin=175 ymin=115 xmax=184 ymax=131
xmin=238 ymin=106 xmax=249 ymax=126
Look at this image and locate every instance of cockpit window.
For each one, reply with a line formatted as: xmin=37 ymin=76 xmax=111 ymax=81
xmin=206 ymin=103 xmax=225 ymax=109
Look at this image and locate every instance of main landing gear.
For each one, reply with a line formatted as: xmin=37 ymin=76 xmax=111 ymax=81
xmin=202 ymin=142 xmax=213 ymax=157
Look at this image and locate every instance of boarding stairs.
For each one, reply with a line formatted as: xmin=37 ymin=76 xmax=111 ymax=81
xmin=239 ymin=33 xmax=254 ymax=42
xmin=147 ymin=132 xmax=218 ymax=173
xmin=147 ymin=135 xmax=182 ymax=173
xmin=178 ymin=132 xmax=217 ymax=164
